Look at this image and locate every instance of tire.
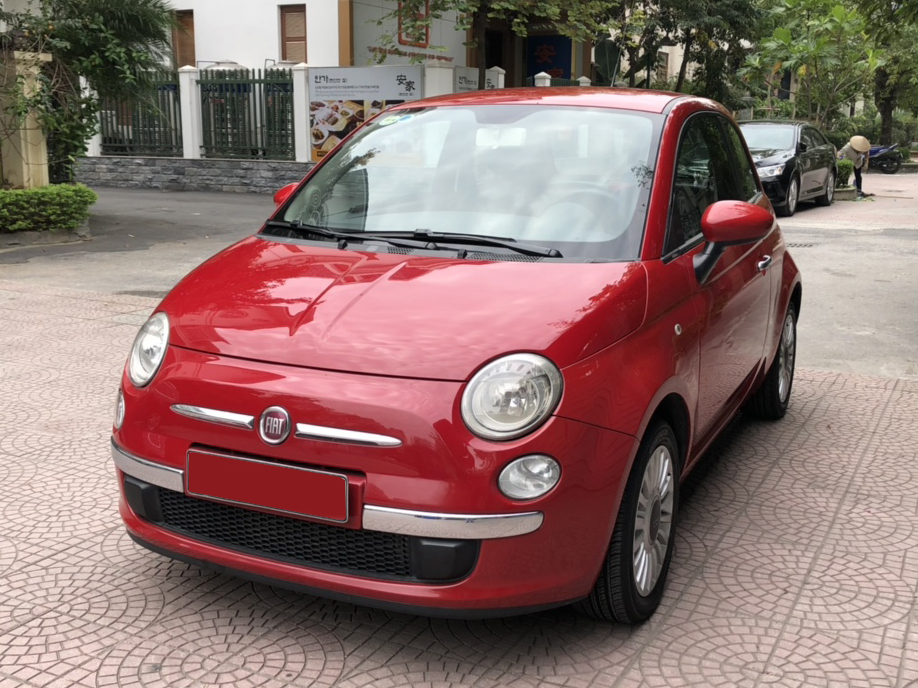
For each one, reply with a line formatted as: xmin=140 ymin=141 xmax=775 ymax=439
xmin=814 ymin=171 xmax=835 ymax=206
xmin=775 ymin=177 xmax=799 ymax=217
xmin=878 ymin=156 xmax=902 ymax=174
xmin=577 ymin=420 xmax=680 ymax=623
xmin=744 ymin=303 xmax=797 ymax=420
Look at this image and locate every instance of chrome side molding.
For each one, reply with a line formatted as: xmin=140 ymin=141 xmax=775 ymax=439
xmin=111 ymin=440 xmax=184 ymax=493
xmin=294 ymin=423 xmax=402 ymax=447
xmin=171 ymin=404 xmax=255 ymax=430
xmin=363 ymin=505 xmax=543 ymax=540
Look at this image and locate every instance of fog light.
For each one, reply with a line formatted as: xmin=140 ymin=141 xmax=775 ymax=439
xmin=114 ymin=389 xmax=125 ymax=430
xmin=498 ymin=455 xmax=560 ymax=500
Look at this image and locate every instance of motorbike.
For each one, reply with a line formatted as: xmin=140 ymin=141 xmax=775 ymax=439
xmin=869 ymin=143 xmax=903 ymax=174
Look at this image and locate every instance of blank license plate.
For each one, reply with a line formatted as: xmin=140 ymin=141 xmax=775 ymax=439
xmin=186 ymin=450 xmax=348 ymax=523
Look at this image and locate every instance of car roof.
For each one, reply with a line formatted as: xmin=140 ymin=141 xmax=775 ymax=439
xmin=390 ymin=87 xmax=689 ymax=114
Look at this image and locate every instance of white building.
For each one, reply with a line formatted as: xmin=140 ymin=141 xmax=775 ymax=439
xmin=167 ymin=0 xmax=467 ymax=71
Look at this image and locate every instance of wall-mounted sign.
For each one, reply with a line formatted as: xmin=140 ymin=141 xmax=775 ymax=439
xmin=308 ymin=66 xmax=424 ymax=161
xmin=454 ymin=66 xmax=500 ymax=92
xmin=526 ymin=35 xmax=572 ymax=79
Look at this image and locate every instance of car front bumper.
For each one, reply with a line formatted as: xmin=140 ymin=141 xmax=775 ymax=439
xmin=112 ymin=346 xmax=638 ymax=615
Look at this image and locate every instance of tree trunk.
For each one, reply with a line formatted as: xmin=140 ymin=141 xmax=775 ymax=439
xmin=475 ymin=7 xmax=487 ymax=88
xmin=875 ymin=67 xmax=896 ymax=145
xmin=676 ymin=30 xmax=692 ymax=92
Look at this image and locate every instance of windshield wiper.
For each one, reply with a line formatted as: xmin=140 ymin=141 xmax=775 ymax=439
xmin=368 ymin=229 xmax=563 ymax=258
xmin=263 ymin=220 xmax=437 ymax=251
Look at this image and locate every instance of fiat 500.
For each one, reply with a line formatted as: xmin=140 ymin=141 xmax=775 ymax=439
xmin=113 ymin=88 xmax=801 ymax=623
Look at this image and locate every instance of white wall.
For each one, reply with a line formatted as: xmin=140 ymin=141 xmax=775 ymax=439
xmin=168 ymin=0 xmax=341 ymax=69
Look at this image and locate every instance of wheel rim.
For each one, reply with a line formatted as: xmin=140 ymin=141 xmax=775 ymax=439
xmin=778 ymin=311 xmax=796 ymax=403
xmin=633 ymin=444 xmax=675 ymax=597
xmin=826 ymin=174 xmax=835 ymax=202
xmin=787 ymin=179 xmax=798 ymax=213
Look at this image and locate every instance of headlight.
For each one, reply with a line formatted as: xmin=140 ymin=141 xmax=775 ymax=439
xmin=461 ymin=353 xmax=563 ymax=440
xmin=757 ymin=163 xmax=786 ymax=179
xmin=499 ymin=455 xmax=561 ymax=500
xmin=128 ymin=312 xmax=169 ymax=387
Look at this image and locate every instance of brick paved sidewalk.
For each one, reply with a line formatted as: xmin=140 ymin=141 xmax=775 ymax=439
xmin=2 ymin=279 xmax=918 ymax=687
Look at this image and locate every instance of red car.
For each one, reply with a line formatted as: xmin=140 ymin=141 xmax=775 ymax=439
xmin=113 ymin=88 xmax=801 ymax=623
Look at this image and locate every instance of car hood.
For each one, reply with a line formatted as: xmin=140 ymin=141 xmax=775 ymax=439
xmin=160 ymin=236 xmax=648 ymax=381
xmin=749 ymin=147 xmax=795 ymax=166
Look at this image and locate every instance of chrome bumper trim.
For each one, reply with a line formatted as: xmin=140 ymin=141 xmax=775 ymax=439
xmin=111 ymin=440 xmax=184 ymax=493
xmin=363 ymin=505 xmax=543 ymax=540
xmin=171 ymin=404 xmax=255 ymax=430
xmin=295 ymin=423 xmax=402 ymax=447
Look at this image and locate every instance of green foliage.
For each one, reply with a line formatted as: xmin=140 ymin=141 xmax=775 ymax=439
xmin=1 ymin=0 xmax=176 ymax=181
xmin=836 ymin=158 xmax=854 ymax=187
xmin=740 ymin=0 xmax=878 ymax=128
xmin=0 ymin=184 xmax=97 ymax=232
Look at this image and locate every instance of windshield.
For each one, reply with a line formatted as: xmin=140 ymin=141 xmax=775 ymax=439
xmin=276 ymin=105 xmax=663 ymax=261
xmin=740 ymin=124 xmax=796 ymax=151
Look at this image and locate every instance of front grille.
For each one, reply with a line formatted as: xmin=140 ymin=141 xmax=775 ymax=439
xmin=157 ymin=488 xmax=413 ymax=579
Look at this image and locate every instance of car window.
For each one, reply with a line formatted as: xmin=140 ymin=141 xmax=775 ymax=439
xmin=808 ymin=127 xmax=830 ymax=148
xmin=722 ymin=122 xmax=760 ymax=202
xmin=800 ymin=129 xmax=816 ymax=150
xmin=666 ymin=114 xmax=741 ymax=255
xmin=279 ymin=105 xmax=663 ymax=262
xmin=740 ymin=124 xmax=796 ymax=151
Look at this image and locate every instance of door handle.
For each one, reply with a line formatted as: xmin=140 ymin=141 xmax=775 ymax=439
xmin=757 ymin=255 xmax=773 ymax=271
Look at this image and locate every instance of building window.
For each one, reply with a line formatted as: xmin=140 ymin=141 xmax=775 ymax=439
xmin=398 ymin=0 xmax=430 ymax=48
xmin=655 ymin=51 xmax=670 ymax=83
xmin=172 ymin=10 xmax=196 ymax=69
xmin=280 ymin=5 xmax=307 ymax=63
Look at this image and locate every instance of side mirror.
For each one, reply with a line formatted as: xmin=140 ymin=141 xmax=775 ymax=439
xmin=694 ymin=200 xmax=774 ymax=282
xmin=797 ymin=141 xmax=808 ymax=153
xmin=273 ymin=182 xmax=299 ymax=207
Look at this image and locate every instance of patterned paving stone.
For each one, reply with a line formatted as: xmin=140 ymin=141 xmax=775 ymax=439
xmin=1 ymin=279 xmax=918 ymax=686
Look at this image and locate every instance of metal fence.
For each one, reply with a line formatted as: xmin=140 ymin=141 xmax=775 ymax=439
xmin=99 ymin=72 xmax=182 ymax=157
xmin=199 ymin=68 xmax=295 ymax=160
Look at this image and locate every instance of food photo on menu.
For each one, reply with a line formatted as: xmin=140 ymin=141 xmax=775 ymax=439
xmin=310 ymin=99 xmax=404 ymax=159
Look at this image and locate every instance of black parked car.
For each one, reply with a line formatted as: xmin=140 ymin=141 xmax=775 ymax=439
xmin=739 ymin=121 xmax=837 ymax=217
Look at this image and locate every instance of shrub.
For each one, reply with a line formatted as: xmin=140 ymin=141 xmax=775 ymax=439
xmin=836 ymin=159 xmax=854 ymax=187
xmin=0 ymin=184 xmax=98 ymax=233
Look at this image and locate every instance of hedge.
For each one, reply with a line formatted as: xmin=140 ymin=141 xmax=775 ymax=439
xmin=836 ymin=159 xmax=854 ymax=187
xmin=0 ymin=184 xmax=98 ymax=233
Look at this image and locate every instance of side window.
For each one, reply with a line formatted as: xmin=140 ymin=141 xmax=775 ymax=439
xmin=809 ymin=128 xmax=829 ymax=147
xmin=722 ymin=122 xmax=760 ymax=202
xmin=801 ymin=128 xmax=818 ymax=150
xmin=666 ymin=114 xmax=740 ymax=254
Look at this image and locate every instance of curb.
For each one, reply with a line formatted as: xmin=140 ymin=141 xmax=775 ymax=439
xmin=0 ymin=219 xmax=92 ymax=251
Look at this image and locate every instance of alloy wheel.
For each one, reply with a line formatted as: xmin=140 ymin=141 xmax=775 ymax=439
xmin=778 ymin=311 xmax=796 ymax=403
xmin=632 ymin=444 xmax=675 ymax=597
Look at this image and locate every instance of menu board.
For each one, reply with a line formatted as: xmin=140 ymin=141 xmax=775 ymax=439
xmin=454 ymin=67 xmax=500 ymax=92
xmin=309 ymin=66 xmax=424 ymax=161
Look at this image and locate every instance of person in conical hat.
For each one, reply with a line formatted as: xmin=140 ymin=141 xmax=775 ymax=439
xmin=838 ymin=135 xmax=870 ymax=197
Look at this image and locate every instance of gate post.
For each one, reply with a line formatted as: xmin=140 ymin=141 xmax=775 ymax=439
xmin=178 ymin=66 xmax=202 ymax=159
xmin=533 ymin=72 xmax=551 ymax=87
xmin=291 ymin=63 xmax=311 ymax=163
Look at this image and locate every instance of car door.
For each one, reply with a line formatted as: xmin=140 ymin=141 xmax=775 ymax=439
xmin=798 ymin=127 xmax=823 ymax=197
xmin=667 ymin=114 xmax=775 ymax=452
xmin=807 ymin=126 xmax=835 ymax=187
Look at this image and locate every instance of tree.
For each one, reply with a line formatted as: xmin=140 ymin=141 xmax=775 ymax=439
xmin=378 ymin=1 xmax=614 ymax=86
xmin=740 ymin=0 xmax=878 ymax=128
xmin=669 ymin=0 xmax=764 ymax=105
xmin=0 ymin=0 xmax=175 ymax=181
xmin=852 ymin=0 xmax=918 ymax=144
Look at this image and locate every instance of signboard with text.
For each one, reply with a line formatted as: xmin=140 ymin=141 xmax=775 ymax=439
xmin=308 ymin=66 xmax=424 ymax=161
xmin=454 ymin=67 xmax=500 ymax=92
